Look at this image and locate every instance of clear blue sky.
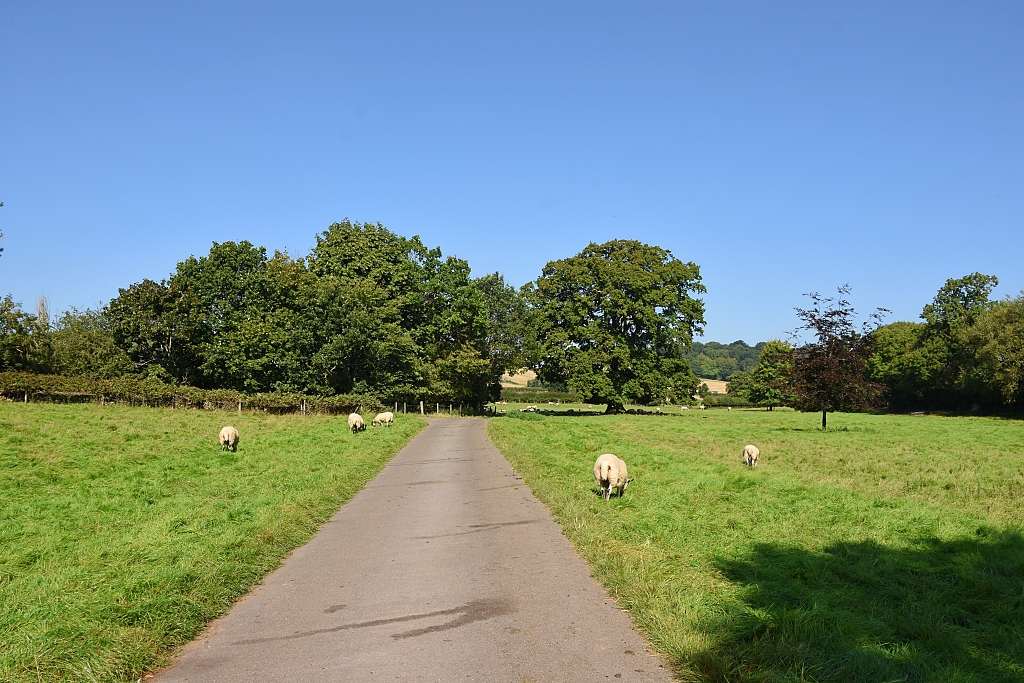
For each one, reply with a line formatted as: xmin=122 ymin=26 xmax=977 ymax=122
xmin=2 ymin=1 xmax=1021 ymax=343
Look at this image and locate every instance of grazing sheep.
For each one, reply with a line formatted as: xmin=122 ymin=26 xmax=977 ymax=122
xmin=372 ymin=411 xmax=395 ymax=427
xmin=681 ymin=405 xmax=690 ymax=411
xmin=219 ymin=426 xmax=239 ymax=452
xmin=743 ymin=444 xmax=759 ymax=467
xmin=593 ymin=453 xmax=634 ymax=501
xmin=348 ymin=413 xmax=366 ymax=434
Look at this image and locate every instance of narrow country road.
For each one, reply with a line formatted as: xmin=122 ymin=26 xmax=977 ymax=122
xmin=154 ymin=418 xmax=673 ymax=682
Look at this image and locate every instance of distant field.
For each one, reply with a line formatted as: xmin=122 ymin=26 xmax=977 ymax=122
xmin=488 ymin=410 xmax=1024 ymax=682
xmin=0 ymin=403 xmax=424 ymax=683
xmin=698 ymin=378 xmax=729 ymax=394
xmin=500 ymin=369 xmax=537 ymax=387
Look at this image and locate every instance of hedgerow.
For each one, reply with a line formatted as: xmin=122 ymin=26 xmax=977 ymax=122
xmin=0 ymin=372 xmax=381 ymax=414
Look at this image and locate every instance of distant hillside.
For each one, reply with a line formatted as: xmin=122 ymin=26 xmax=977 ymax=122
xmin=686 ymin=340 xmax=765 ymax=380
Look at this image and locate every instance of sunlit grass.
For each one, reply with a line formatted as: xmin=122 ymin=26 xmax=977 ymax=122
xmin=488 ymin=409 xmax=1024 ymax=682
xmin=0 ymin=402 xmax=424 ymax=683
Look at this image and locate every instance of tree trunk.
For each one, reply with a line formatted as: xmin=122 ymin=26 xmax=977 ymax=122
xmin=604 ymin=402 xmax=625 ymax=415
xmin=822 ymin=410 xmax=827 ymax=429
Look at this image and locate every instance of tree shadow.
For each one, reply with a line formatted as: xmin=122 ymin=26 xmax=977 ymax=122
xmin=697 ymin=530 xmax=1024 ymax=682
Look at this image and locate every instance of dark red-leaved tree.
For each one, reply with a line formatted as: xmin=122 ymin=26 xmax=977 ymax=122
xmin=790 ymin=285 xmax=887 ymax=429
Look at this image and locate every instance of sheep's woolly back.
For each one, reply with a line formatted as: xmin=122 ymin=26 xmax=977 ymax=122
xmin=593 ymin=453 xmax=629 ymax=500
xmin=219 ymin=426 xmax=239 ymax=451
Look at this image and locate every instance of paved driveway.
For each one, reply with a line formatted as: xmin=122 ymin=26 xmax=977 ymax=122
xmin=154 ymin=418 xmax=672 ymax=682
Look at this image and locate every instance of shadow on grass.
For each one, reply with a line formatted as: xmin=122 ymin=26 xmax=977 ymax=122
xmin=696 ymin=530 xmax=1024 ymax=683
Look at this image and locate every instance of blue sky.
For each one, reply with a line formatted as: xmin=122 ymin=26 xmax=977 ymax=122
xmin=1 ymin=1 xmax=1021 ymax=343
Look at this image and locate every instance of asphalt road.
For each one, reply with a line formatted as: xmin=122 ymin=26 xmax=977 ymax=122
xmin=154 ymin=418 xmax=673 ymax=682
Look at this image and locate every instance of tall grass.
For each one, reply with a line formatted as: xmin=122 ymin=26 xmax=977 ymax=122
xmin=0 ymin=403 xmax=424 ymax=683
xmin=488 ymin=410 xmax=1024 ymax=682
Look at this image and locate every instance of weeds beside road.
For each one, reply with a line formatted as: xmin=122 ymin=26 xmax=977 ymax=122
xmin=0 ymin=403 xmax=424 ymax=683
xmin=489 ymin=409 xmax=1024 ymax=682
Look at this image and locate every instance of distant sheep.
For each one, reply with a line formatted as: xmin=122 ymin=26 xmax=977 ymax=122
xmin=348 ymin=413 xmax=366 ymax=434
xmin=219 ymin=426 xmax=239 ymax=452
xmin=372 ymin=411 xmax=394 ymax=427
xmin=743 ymin=444 xmax=759 ymax=467
xmin=593 ymin=453 xmax=633 ymax=501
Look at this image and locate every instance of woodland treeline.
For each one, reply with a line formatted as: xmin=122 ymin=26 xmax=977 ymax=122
xmin=729 ymin=274 xmax=1024 ymax=414
xmin=0 ymin=221 xmax=534 ymax=406
xmin=686 ymin=340 xmax=765 ymax=380
xmin=1 ymin=221 xmax=1021 ymax=414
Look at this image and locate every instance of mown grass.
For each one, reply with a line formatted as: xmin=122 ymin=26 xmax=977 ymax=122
xmin=0 ymin=402 xmax=424 ymax=683
xmin=488 ymin=409 xmax=1024 ymax=683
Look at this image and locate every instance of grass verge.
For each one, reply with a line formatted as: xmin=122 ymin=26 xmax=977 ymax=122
xmin=488 ymin=409 xmax=1024 ymax=682
xmin=0 ymin=402 xmax=424 ymax=683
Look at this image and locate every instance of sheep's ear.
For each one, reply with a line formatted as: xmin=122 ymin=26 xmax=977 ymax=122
xmin=627 ymin=478 xmax=635 ymax=483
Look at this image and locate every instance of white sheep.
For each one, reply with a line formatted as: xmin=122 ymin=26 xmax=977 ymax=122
xmin=219 ymin=426 xmax=239 ymax=452
xmin=348 ymin=413 xmax=366 ymax=434
xmin=593 ymin=453 xmax=633 ymax=501
xmin=372 ymin=411 xmax=394 ymax=427
xmin=743 ymin=444 xmax=759 ymax=467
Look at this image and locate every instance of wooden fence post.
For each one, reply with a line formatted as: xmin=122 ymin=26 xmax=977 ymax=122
xmin=420 ymin=401 xmax=424 ymax=415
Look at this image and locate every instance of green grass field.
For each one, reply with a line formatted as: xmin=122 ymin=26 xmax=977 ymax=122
xmin=488 ymin=409 xmax=1024 ymax=683
xmin=0 ymin=403 xmax=424 ymax=683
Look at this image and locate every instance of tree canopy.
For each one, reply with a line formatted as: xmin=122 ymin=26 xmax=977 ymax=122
xmin=687 ymin=340 xmax=764 ymax=380
xmin=529 ymin=239 xmax=705 ymax=411
xmin=790 ymin=287 xmax=885 ymax=428
xmin=100 ymin=220 xmax=524 ymax=405
xmin=745 ymin=340 xmax=795 ymax=410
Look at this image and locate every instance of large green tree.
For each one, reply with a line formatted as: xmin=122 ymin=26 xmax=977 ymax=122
xmin=106 ymin=279 xmax=206 ymax=382
xmin=529 ymin=239 xmax=705 ymax=412
xmin=473 ymin=272 xmax=538 ymax=400
xmin=866 ymin=322 xmax=947 ymax=410
xmin=745 ymin=340 xmax=794 ymax=410
xmin=963 ymin=295 xmax=1024 ymax=409
xmin=0 ymin=296 xmax=47 ymax=372
xmin=919 ymin=272 xmax=998 ymax=403
xmin=49 ymin=308 xmax=134 ymax=379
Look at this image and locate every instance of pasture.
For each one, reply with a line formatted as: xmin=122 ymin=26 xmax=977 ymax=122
xmin=0 ymin=402 xmax=424 ymax=683
xmin=488 ymin=409 xmax=1024 ymax=683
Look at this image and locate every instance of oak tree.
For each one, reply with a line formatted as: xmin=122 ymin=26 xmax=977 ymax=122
xmin=529 ymin=239 xmax=705 ymax=412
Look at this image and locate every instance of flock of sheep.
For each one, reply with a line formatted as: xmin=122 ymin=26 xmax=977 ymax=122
xmin=217 ymin=411 xmax=762 ymax=505
xmin=593 ymin=443 xmax=760 ymax=501
xmin=216 ymin=410 xmax=396 ymax=452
